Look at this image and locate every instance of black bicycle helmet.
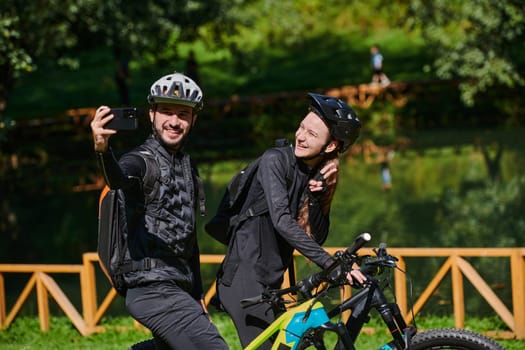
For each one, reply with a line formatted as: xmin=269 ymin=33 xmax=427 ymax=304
xmin=147 ymin=72 xmax=203 ymax=110
xmin=307 ymin=92 xmax=361 ymax=152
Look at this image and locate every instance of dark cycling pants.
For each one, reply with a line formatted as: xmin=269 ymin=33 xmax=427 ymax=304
xmin=218 ymin=265 xmax=279 ymax=350
xmin=125 ymin=282 xmax=228 ymax=350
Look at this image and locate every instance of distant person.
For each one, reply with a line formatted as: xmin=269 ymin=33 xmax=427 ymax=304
xmin=380 ymin=150 xmax=395 ymax=191
xmin=380 ymin=159 xmax=392 ymax=191
xmin=185 ymin=50 xmax=200 ymax=85
xmin=370 ymin=44 xmax=390 ymax=86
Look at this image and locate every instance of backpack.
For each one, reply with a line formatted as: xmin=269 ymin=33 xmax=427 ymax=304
xmin=204 ymin=139 xmax=294 ymax=245
xmin=97 ymin=186 xmax=134 ymax=296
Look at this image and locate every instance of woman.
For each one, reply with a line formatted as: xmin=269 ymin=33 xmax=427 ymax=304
xmin=216 ymin=93 xmax=366 ymax=349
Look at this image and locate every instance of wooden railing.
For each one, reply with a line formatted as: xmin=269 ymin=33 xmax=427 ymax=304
xmin=1 ymin=248 xmax=524 ymax=339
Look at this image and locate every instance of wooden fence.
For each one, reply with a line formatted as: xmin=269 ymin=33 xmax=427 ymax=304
xmin=0 ymin=248 xmax=524 ymax=339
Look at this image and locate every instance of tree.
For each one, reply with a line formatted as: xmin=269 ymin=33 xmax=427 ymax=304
xmin=398 ymin=0 xmax=525 ymax=105
xmin=75 ymin=0 xmax=231 ymax=105
xmin=0 ymin=0 xmax=234 ymax=118
xmin=436 ymin=176 xmax=525 ymax=247
xmin=0 ymin=1 xmax=82 ymax=117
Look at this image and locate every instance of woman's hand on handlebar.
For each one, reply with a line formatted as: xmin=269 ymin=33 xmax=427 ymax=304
xmin=346 ymin=269 xmax=367 ymax=287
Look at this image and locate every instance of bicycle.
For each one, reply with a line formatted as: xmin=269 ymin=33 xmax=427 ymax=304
xmin=239 ymin=232 xmax=505 ymax=350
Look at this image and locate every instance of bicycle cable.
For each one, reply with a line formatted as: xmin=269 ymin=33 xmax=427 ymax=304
xmin=395 ymin=264 xmax=418 ymax=330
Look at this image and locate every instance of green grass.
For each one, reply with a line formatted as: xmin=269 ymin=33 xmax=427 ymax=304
xmin=0 ymin=314 xmax=520 ymax=349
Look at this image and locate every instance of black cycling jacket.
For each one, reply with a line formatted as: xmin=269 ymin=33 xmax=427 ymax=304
xmin=220 ymin=146 xmax=334 ymax=287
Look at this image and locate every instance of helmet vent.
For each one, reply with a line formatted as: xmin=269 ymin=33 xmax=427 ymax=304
xmin=148 ymin=72 xmax=203 ymax=110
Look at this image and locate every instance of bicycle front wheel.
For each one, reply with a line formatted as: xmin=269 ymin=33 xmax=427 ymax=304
xmin=411 ymin=328 xmax=504 ymax=350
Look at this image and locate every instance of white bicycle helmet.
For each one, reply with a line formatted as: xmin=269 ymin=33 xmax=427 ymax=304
xmin=147 ymin=72 xmax=203 ymax=110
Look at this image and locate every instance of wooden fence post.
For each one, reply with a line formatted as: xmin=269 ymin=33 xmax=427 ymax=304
xmin=451 ymin=256 xmax=465 ymax=329
xmin=511 ymin=249 xmax=525 ymax=339
xmin=0 ymin=273 xmax=5 ymax=328
xmin=394 ymin=256 xmax=407 ymax=316
xmin=81 ymin=253 xmax=97 ymax=332
xmin=35 ymin=272 xmax=50 ymax=332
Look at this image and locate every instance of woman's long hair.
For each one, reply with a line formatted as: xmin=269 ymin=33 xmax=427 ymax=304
xmin=296 ymin=155 xmax=340 ymax=239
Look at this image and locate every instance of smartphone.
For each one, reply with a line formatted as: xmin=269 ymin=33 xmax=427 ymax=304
xmin=104 ymin=107 xmax=140 ymax=130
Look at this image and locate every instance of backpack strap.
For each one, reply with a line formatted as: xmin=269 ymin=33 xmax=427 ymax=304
xmin=137 ymin=148 xmax=206 ymax=216
xmin=280 ymin=145 xmax=297 ymax=288
xmin=135 ymin=149 xmax=160 ymax=198
xmin=189 ymin=157 xmax=206 ymax=216
xmin=234 ymin=144 xmax=295 ymax=227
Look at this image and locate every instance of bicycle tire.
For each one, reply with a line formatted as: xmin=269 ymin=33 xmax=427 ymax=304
xmin=411 ymin=328 xmax=504 ymax=350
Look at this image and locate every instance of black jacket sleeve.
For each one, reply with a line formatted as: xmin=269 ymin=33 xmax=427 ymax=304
xmin=96 ymin=148 xmax=145 ymax=191
xmin=257 ymin=149 xmax=333 ymax=268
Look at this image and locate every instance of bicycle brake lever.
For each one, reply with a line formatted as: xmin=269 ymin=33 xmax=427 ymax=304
xmin=302 ymin=297 xmax=320 ymax=323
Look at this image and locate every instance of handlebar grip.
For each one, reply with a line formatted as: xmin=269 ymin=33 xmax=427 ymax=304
xmin=345 ymin=232 xmax=372 ymax=256
xmin=297 ymin=271 xmax=323 ymax=297
xmin=308 ymin=271 xmax=324 ymax=286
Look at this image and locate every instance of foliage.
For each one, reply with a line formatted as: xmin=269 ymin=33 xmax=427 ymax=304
xmin=436 ymin=175 xmax=525 ymax=247
xmin=0 ymin=0 xmax=82 ymax=117
xmin=2 ymin=0 xmax=524 ymax=122
xmin=397 ymin=0 xmax=525 ymax=105
xmin=75 ymin=0 xmax=230 ymax=64
xmin=0 ymin=0 xmax=233 ymax=116
xmin=199 ymin=0 xmax=525 ymax=108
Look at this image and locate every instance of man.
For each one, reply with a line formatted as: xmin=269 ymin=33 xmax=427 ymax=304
xmin=216 ymin=93 xmax=366 ymax=349
xmin=90 ymin=72 xmax=228 ymax=350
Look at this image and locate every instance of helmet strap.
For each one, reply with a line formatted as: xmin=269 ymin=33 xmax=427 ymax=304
xmin=151 ymin=105 xmax=158 ymax=136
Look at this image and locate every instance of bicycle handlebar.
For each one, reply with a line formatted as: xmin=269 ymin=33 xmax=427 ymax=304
xmin=345 ymin=232 xmax=372 ymax=257
xmin=297 ymin=232 xmax=372 ymax=297
xmin=240 ymin=232 xmax=376 ymax=308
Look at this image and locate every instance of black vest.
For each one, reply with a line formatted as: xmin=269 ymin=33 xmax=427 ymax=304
xmin=123 ymin=137 xmax=204 ymax=291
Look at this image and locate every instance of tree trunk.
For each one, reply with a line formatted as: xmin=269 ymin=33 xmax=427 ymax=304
xmin=481 ymin=141 xmax=503 ymax=182
xmin=0 ymin=63 xmax=14 ymax=118
xmin=113 ymin=47 xmax=130 ymax=106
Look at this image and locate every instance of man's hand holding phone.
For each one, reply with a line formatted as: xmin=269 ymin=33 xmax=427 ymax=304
xmin=91 ymin=106 xmax=142 ymax=153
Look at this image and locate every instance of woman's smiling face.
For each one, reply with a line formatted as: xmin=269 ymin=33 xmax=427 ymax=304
xmin=294 ymin=111 xmax=332 ymax=161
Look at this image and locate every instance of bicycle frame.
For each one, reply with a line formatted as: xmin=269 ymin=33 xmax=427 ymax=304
xmin=239 ymin=233 xmax=501 ymax=350
xmin=241 ymin=233 xmax=372 ymax=349
xmin=244 ymin=298 xmax=351 ymax=350
xmin=327 ymin=278 xmax=414 ymax=349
